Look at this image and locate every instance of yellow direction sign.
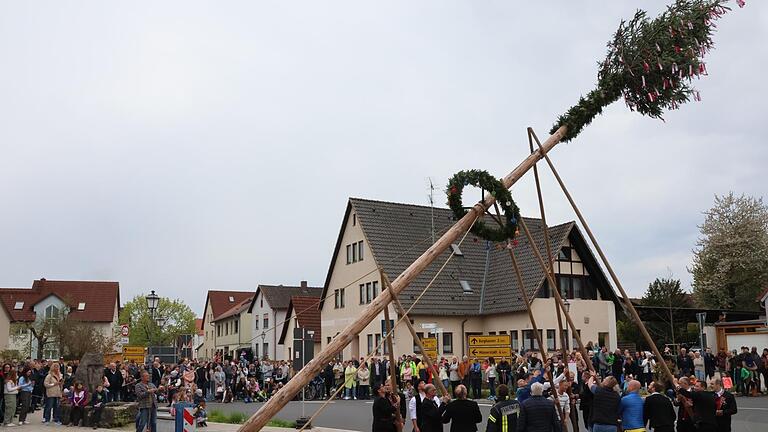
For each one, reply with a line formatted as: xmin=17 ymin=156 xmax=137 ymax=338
xmin=468 ymin=335 xmax=510 ymax=347
xmin=420 ymin=337 xmax=437 ymax=350
xmin=468 ymin=346 xmax=511 ymax=358
xmin=122 ymin=346 xmax=146 ymax=363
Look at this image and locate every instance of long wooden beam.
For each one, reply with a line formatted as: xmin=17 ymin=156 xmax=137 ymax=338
xmin=237 ymin=126 xmax=567 ymax=432
xmin=528 ymin=128 xmax=676 ymax=384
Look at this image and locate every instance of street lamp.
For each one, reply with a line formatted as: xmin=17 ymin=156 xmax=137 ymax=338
xmin=155 ymin=316 xmax=167 ymax=328
xmin=146 ymin=290 xmax=160 ymax=319
xmin=563 ymin=299 xmax=571 ymax=313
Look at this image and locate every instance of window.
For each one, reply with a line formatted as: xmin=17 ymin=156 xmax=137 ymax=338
xmin=351 ymin=244 xmax=357 ymax=262
xmin=460 ymin=280 xmax=473 ymax=293
xmin=353 ymin=214 xmax=356 ymax=226
xmin=225 ymin=322 xmax=229 ymax=336
xmin=523 ymin=330 xmax=543 ymax=350
xmin=375 ymin=334 xmax=383 ymax=355
xmin=346 ymin=245 xmax=352 ymax=264
xmin=366 ymin=282 xmax=373 ymax=303
xmin=228 ymin=296 xmax=235 ymax=302
xmin=254 ymin=344 xmax=259 ymax=359
xmin=217 ymin=324 xmax=221 ymax=337
xmin=367 ymin=334 xmax=374 ymax=355
xmin=561 ymin=329 xmax=569 ymax=351
xmin=358 ymin=241 xmax=364 ymax=261
xmin=255 ymin=318 xmax=259 ymax=330
xmin=263 ymin=343 xmax=269 ymax=358
xmin=557 ymin=247 xmax=572 ymax=261
xmin=414 ymin=332 xmax=424 ymax=353
xmin=547 ymin=329 xmax=556 ymax=351
xmin=334 ymin=289 xmax=345 ymax=308
xmin=443 ymin=333 xmax=453 ymax=354
xmin=372 ymin=281 xmax=378 ymax=300
xmin=360 ymin=284 xmax=366 ymax=305
xmin=13 ymin=302 xmax=23 ymax=310
xmin=598 ymin=332 xmax=608 ymax=348
xmin=263 ymin=314 xmax=269 ymax=329
xmin=77 ymin=302 xmax=86 ymax=310
xmin=260 ymin=297 xmax=263 ymax=308
xmin=340 ymin=288 xmax=345 ymax=308
xmin=450 ymin=243 xmax=463 ymax=256
xmin=511 ymin=331 xmax=519 ymax=351
xmin=45 ymin=305 xmax=59 ymax=321
xmin=234 ymin=320 xmax=239 ymax=334
xmin=43 ymin=347 xmax=59 ymax=360
xmin=327 ymin=337 xmax=332 ymax=345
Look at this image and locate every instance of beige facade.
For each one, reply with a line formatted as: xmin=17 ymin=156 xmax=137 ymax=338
xmin=212 ymin=310 xmax=253 ymax=360
xmin=200 ymin=303 xmax=216 ymax=361
xmin=320 ymin=205 xmax=619 ymax=361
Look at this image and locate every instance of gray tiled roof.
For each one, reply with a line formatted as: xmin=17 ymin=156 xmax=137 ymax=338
xmin=350 ymin=198 xmax=574 ymax=316
xmin=259 ymin=284 xmax=323 ymax=310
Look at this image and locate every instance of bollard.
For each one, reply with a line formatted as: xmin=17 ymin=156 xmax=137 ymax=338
xmin=173 ymin=402 xmax=196 ymax=432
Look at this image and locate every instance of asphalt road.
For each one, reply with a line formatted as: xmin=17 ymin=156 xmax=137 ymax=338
xmin=209 ymin=395 xmax=768 ymax=432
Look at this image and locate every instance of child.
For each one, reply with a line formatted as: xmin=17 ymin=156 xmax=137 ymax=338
xmin=90 ymin=384 xmax=108 ymax=430
xmin=69 ymin=382 xmax=88 ymax=426
xmin=194 ymin=401 xmax=208 ymax=427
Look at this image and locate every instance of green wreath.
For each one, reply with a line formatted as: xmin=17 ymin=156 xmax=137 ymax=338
xmin=446 ymin=169 xmax=521 ymax=242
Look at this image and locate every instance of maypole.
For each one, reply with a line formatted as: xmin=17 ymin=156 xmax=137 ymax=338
xmin=239 ymin=1 xmax=744 ymax=430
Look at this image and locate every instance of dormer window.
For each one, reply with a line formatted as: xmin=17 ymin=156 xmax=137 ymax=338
xmin=460 ymin=280 xmax=473 ymax=294
xmin=228 ymin=296 xmax=235 ymax=302
xmin=450 ymin=244 xmax=463 ymax=256
xmin=77 ymin=302 xmax=86 ymax=310
xmin=13 ymin=302 xmax=23 ymax=310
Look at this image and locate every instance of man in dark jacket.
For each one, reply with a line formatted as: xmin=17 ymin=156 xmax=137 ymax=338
xmin=712 ymin=378 xmax=737 ymax=432
xmin=104 ymin=362 xmax=123 ymax=402
xmin=420 ymin=384 xmax=447 ymax=432
xmin=518 ymin=382 xmax=561 ymax=432
xmin=644 ymin=382 xmax=675 ymax=432
xmin=677 ymin=378 xmax=716 ymax=432
xmin=441 ymin=384 xmax=482 ymax=432
xmin=323 ymin=362 xmax=335 ymax=398
xmin=486 ymin=384 xmax=519 ymax=432
xmin=677 ymin=349 xmax=693 ymax=378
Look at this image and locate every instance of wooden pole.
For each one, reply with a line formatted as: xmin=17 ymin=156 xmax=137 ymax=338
xmin=527 ymin=130 xmax=568 ymax=359
xmin=528 ymin=128 xmax=676 ymax=384
xmin=381 ymin=271 xmax=450 ymax=397
xmin=237 ymin=126 xmax=567 ymax=432
xmin=518 ymin=217 xmax=595 ymax=374
xmin=383 ymin=305 xmax=405 ymax=431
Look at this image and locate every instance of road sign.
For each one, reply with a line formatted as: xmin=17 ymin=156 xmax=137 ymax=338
xmin=468 ymin=346 xmax=512 ymax=358
xmin=120 ymin=324 xmax=130 ymax=337
xmin=421 ymin=323 xmax=437 ymax=330
xmin=123 ymin=345 xmax=146 ymax=363
xmin=119 ymin=337 xmax=130 ymax=345
xmin=420 ymin=337 xmax=437 ymax=350
xmin=468 ymin=335 xmax=510 ymax=347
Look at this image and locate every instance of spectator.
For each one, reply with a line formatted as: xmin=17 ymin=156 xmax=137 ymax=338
xmin=587 ymin=374 xmax=620 ymax=432
xmin=486 ymin=384 xmax=519 ymax=432
xmin=105 ymin=362 xmax=123 ymax=402
xmin=91 ymin=384 xmax=108 ymax=430
xmin=357 ymin=362 xmax=371 ymax=400
xmin=69 ymin=381 xmax=89 ymax=426
xmin=618 ymin=380 xmax=644 ymax=432
xmin=712 ymin=378 xmax=737 ymax=432
xmin=17 ymin=368 xmax=34 ymax=425
xmin=3 ymin=369 xmax=20 ymax=427
xmin=135 ymin=370 xmax=160 ymax=432
xmin=43 ymin=361 xmax=64 ymax=425
xmin=419 ymin=384 xmax=446 ymax=432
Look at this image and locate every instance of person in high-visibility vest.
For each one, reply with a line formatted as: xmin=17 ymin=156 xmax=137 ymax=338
xmin=486 ymin=384 xmax=520 ymax=432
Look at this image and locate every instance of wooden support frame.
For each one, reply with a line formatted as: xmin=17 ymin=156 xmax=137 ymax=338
xmin=238 ymin=126 xmax=567 ymax=432
xmin=527 ymin=127 xmax=676 ymax=384
xmin=382 ymin=305 xmax=405 ymax=431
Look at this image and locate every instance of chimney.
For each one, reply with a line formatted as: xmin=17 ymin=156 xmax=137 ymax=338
xmin=300 ymin=281 xmax=308 ymax=288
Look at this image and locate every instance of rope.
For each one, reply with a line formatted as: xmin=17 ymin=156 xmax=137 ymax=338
xmin=295 ymin=213 xmax=481 ymax=432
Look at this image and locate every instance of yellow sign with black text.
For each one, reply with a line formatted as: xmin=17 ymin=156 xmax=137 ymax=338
xmin=420 ymin=337 xmax=437 ymax=350
xmin=122 ymin=346 xmax=146 ymax=363
xmin=468 ymin=335 xmax=511 ymax=347
xmin=468 ymin=346 xmax=511 ymax=358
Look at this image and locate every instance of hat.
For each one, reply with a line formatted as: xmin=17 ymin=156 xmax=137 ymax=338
xmin=372 ymin=383 xmax=384 ymax=393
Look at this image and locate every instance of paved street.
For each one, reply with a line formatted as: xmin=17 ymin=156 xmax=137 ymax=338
xmin=209 ymin=396 xmax=768 ymax=432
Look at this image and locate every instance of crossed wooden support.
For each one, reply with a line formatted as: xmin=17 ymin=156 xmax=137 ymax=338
xmin=238 ymin=126 xmax=673 ymax=431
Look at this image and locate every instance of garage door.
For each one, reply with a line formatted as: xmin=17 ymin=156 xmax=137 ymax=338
xmin=726 ymin=334 xmax=768 ymax=351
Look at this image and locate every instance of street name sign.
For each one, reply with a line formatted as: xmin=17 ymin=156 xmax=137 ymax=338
xmin=468 ymin=346 xmax=511 ymax=358
xmin=468 ymin=335 xmax=510 ymax=346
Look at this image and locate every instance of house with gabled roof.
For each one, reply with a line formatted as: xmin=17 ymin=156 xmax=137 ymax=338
xmin=247 ymin=282 xmax=322 ymax=360
xmin=278 ymin=295 xmax=322 ymax=360
xmin=319 ymin=198 xmax=621 ymax=361
xmin=0 ymin=278 xmax=120 ymax=359
xmin=199 ymin=290 xmax=255 ymax=360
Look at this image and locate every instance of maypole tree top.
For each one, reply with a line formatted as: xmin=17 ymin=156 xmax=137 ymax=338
xmin=551 ymin=0 xmax=745 ymax=142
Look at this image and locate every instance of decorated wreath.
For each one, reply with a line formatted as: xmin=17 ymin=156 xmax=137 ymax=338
xmin=447 ymin=170 xmax=521 ymax=242
xmin=550 ymin=0 xmax=745 ymax=142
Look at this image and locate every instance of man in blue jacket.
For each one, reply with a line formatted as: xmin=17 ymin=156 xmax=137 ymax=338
xmin=518 ymin=382 xmax=561 ymax=432
xmin=619 ymin=380 xmax=644 ymax=432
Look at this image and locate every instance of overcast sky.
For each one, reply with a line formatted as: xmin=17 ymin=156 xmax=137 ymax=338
xmin=1 ymin=1 xmax=765 ymax=316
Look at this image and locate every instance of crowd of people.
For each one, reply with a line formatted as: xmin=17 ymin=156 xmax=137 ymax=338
xmin=369 ymin=344 xmax=768 ymax=432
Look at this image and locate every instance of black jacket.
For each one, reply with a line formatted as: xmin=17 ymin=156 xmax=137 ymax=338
xmin=372 ymin=395 xmax=397 ymax=432
xmin=486 ymin=399 xmax=520 ymax=432
xmin=442 ymin=399 xmax=482 ymax=432
xmin=104 ymin=368 xmax=123 ymax=389
xmin=518 ymin=395 xmax=561 ymax=432
xmin=421 ymin=398 xmax=446 ymax=432
xmin=643 ymin=393 xmax=675 ymax=429
xmin=589 ymin=386 xmax=620 ymax=426
xmin=715 ymin=391 xmax=737 ymax=432
xmin=678 ymin=388 xmax=716 ymax=427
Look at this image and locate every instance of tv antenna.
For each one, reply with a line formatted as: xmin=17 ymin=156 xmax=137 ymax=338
xmin=428 ymin=178 xmax=435 ymax=243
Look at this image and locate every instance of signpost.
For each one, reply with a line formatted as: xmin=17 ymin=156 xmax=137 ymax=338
xmin=420 ymin=336 xmax=438 ymax=360
xmin=468 ymin=334 xmax=511 ymax=359
xmin=123 ymin=346 xmax=146 ymax=363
